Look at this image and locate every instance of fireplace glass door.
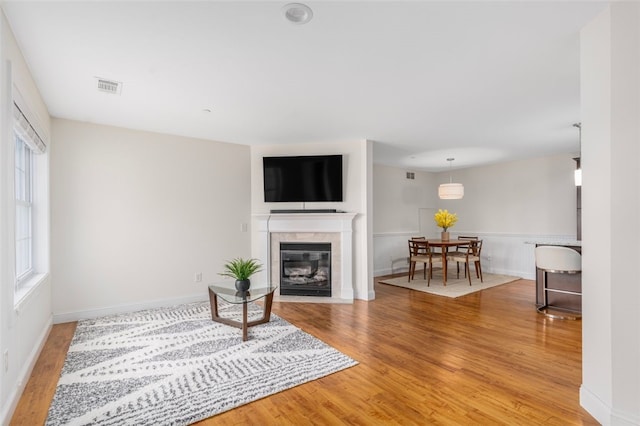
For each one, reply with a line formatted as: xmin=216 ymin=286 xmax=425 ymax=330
xmin=280 ymin=243 xmax=331 ymax=297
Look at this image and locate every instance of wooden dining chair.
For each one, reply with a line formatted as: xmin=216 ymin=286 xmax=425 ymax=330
xmin=408 ymin=239 xmax=441 ymax=285
xmin=457 ymin=235 xmax=478 ymax=244
xmin=447 ymin=240 xmax=483 ymax=285
xmin=408 ymin=239 xmax=425 ymax=282
xmin=407 ymin=237 xmax=425 ymax=281
xmin=449 ymin=236 xmax=478 ymax=277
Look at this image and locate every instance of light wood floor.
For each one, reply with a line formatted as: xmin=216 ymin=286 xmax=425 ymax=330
xmin=11 ymin=276 xmax=598 ymax=425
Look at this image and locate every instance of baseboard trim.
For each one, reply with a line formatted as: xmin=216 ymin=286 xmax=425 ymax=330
xmin=581 ymin=384 xmax=640 ymax=426
xmin=1 ymin=315 xmax=52 ymax=426
xmin=490 ymin=267 xmax=535 ymax=280
xmin=580 ymin=385 xmax=611 ymax=425
xmin=53 ymin=294 xmax=208 ymax=324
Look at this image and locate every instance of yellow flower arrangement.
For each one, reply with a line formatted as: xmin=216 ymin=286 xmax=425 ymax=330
xmin=434 ymin=209 xmax=458 ymax=231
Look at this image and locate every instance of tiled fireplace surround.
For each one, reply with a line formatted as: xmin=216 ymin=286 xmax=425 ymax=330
xmin=255 ymin=213 xmax=357 ymax=303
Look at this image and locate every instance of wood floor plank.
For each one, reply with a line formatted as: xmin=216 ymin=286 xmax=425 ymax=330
xmin=10 ymin=322 xmax=76 ymax=426
xmin=11 ymin=277 xmax=598 ymax=425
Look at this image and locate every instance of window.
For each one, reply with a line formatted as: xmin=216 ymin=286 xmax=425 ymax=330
xmin=15 ymin=132 xmax=34 ymax=284
xmin=12 ymin=99 xmax=48 ymax=299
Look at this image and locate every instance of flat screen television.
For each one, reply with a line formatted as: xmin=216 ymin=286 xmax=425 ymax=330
xmin=263 ymin=155 xmax=343 ymax=202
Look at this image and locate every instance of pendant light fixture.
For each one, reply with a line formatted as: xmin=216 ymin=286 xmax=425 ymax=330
xmin=438 ymin=158 xmax=464 ymax=199
xmin=573 ymin=123 xmax=582 ymax=186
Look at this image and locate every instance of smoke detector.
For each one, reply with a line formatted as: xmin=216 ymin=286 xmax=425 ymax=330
xmin=95 ymin=77 xmax=122 ymax=95
xmin=282 ymin=3 xmax=313 ymax=24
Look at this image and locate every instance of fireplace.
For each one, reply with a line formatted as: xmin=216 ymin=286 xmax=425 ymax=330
xmin=255 ymin=212 xmax=356 ymax=302
xmin=280 ymin=242 xmax=331 ymax=297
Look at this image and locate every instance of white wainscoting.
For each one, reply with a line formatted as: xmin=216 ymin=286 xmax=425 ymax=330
xmin=373 ymin=231 xmax=579 ymax=280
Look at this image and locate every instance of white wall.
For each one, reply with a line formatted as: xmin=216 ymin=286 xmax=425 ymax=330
xmin=250 ymin=140 xmax=373 ymax=300
xmin=373 ymin=155 xmax=578 ymax=279
xmin=373 ymin=164 xmax=438 ymax=275
xmin=580 ymin=4 xmax=640 ymax=425
xmin=0 ymin=10 xmax=53 ymax=424
xmin=442 ymin=156 xmax=576 ymax=234
xmin=373 ymin=164 xmax=439 ymax=233
xmin=50 ymin=119 xmax=252 ymax=320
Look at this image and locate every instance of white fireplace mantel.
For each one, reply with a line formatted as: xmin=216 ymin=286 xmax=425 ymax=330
xmin=254 ymin=212 xmax=357 ymax=303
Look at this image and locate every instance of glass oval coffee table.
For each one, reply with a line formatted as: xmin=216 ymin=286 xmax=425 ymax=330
xmin=207 ymin=283 xmax=278 ymax=341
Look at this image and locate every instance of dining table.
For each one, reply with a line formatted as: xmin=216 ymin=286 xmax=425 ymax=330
xmin=425 ymin=239 xmax=471 ymax=285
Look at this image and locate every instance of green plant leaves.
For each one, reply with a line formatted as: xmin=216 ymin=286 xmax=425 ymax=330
xmin=219 ymin=258 xmax=263 ymax=281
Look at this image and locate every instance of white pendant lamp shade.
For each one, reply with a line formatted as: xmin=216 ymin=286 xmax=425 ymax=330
xmin=438 ymin=158 xmax=464 ymax=199
xmin=439 ymin=183 xmax=464 ymax=199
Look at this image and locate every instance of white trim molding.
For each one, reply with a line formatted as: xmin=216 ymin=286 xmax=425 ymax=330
xmin=254 ymin=213 xmax=357 ymax=303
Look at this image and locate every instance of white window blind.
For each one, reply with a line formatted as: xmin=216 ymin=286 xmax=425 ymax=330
xmin=13 ymin=102 xmax=46 ymax=154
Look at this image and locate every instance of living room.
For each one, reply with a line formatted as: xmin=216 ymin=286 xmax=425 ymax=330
xmin=1 ymin=2 xmax=639 ymax=425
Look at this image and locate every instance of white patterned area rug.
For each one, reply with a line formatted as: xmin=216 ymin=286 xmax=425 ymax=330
xmin=46 ymin=301 xmax=357 ymax=425
xmin=379 ymin=269 xmax=520 ymax=298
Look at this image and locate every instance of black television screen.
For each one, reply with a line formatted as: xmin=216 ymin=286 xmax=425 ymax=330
xmin=263 ymin=155 xmax=343 ymax=202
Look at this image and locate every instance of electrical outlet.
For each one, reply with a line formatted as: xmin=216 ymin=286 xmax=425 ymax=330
xmin=194 ymin=272 xmax=202 ymax=283
xmin=3 ymin=350 xmax=8 ymax=372
xmin=240 ymin=223 xmax=248 ymax=232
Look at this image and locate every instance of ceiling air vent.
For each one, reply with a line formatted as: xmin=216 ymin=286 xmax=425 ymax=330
xmin=96 ymin=78 xmax=122 ymax=95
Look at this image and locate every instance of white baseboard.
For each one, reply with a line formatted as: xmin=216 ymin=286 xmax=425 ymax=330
xmin=53 ymin=294 xmax=208 ymax=324
xmin=1 ymin=315 xmax=52 ymax=426
xmin=375 ymin=266 xmax=408 ymax=277
xmin=580 ymin=385 xmax=611 ymax=425
xmin=489 ymin=267 xmax=535 ymax=280
xmin=580 ymin=385 xmax=640 ymax=426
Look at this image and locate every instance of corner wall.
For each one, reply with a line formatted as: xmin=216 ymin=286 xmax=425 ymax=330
xmin=50 ymin=119 xmax=252 ymax=321
xmin=580 ymin=4 xmax=640 ymax=424
xmin=0 ymin=9 xmax=52 ymax=424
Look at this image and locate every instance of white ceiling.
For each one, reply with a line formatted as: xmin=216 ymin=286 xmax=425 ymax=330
xmin=2 ymin=1 xmax=607 ymax=171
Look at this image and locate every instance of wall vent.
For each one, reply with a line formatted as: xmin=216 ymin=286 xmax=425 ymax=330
xmin=96 ymin=78 xmax=122 ymax=95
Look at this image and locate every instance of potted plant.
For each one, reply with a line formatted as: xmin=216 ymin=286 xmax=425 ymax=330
xmin=434 ymin=209 xmax=458 ymax=241
xmin=219 ymin=258 xmax=263 ymax=291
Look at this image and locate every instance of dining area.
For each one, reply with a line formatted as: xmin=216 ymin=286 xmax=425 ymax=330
xmin=403 ymin=209 xmax=483 ymax=286
xmin=408 ymin=236 xmax=484 ymax=286
xmin=381 ymin=236 xmax=516 ymax=297
xmin=379 ymin=208 xmax=520 ymax=299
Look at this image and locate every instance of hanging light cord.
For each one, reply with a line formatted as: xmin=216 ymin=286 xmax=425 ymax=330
xmin=447 ymin=157 xmax=454 ymax=183
xmin=573 ymin=123 xmax=581 ymax=157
